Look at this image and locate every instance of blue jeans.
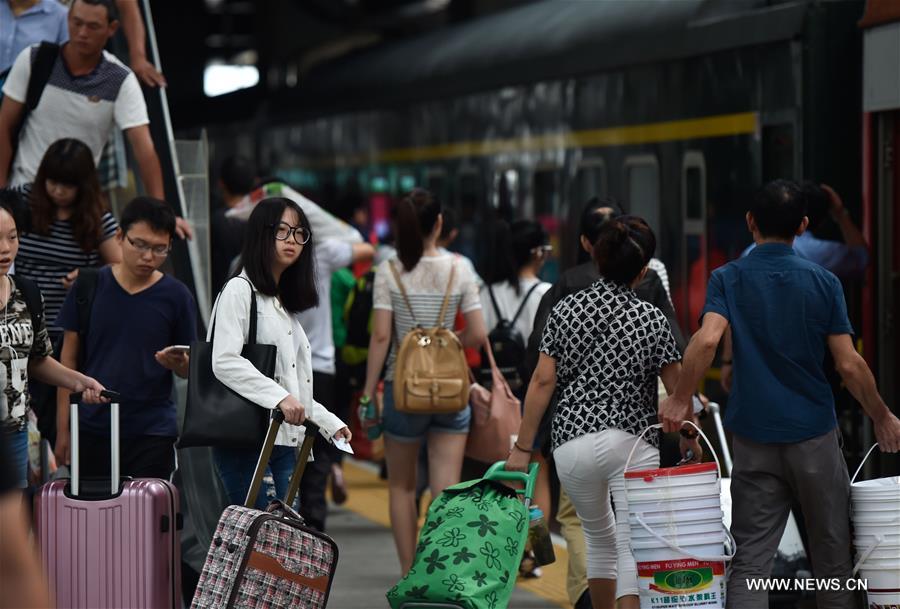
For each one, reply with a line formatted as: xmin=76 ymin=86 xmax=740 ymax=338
xmin=213 ymin=445 xmax=299 ymax=511
xmin=5 ymin=428 xmax=28 ymax=488
xmin=381 ymin=381 xmax=471 ymax=443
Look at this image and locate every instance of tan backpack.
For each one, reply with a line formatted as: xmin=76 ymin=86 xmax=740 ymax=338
xmin=389 ymin=259 xmax=471 ymax=414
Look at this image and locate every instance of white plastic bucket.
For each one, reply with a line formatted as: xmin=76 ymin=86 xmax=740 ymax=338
xmin=630 ymin=517 xmax=727 ymax=541
xmin=850 ymin=444 xmax=900 ymax=600
xmin=864 ymin=589 xmax=900 ymax=609
xmin=625 ymin=422 xmax=733 ymax=609
xmin=854 ymin=537 xmax=900 ymax=552
xmin=856 ymin=546 xmax=900 ymax=562
xmin=627 ymin=494 xmax=722 ymax=518
xmin=858 ymin=564 xmax=900 ymax=590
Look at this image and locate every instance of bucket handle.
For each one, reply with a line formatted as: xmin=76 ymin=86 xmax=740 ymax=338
xmin=852 ymin=534 xmax=884 ymax=576
xmin=624 ymin=421 xmax=723 ymax=479
xmin=851 ymin=444 xmax=879 ymax=485
xmin=633 ymin=512 xmax=737 ymax=563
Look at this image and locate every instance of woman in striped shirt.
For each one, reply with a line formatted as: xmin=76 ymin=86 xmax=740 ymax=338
xmin=17 ymin=138 xmax=121 ymax=340
xmin=362 ymin=188 xmax=487 ymax=574
xmin=15 ymin=139 xmax=120 ymax=447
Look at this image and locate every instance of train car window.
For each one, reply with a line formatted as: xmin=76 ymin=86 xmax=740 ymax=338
xmin=493 ymin=168 xmax=519 ymax=222
xmin=456 ymin=168 xmax=484 ymax=266
xmin=533 ymin=168 xmax=564 ymax=283
xmin=572 ymin=160 xmax=607 ymax=205
xmin=625 ymin=156 xmax=661 ymax=239
xmin=395 ymin=170 xmax=417 ymax=196
xmin=425 ymin=169 xmax=448 ymax=204
xmin=681 ymin=152 xmax=707 ymax=334
xmin=762 ymin=124 xmax=795 ymax=182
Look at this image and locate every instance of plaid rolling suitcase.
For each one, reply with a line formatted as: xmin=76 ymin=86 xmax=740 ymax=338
xmin=387 ymin=461 xmax=539 ymax=609
xmin=190 ymin=410 xmax=339 ymax=609
xmin=34 ymin=391 xmax=182 ymax=609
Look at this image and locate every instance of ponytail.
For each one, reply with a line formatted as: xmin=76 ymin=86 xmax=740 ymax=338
xmin=394 ymin=188 xmax=441 ymax=271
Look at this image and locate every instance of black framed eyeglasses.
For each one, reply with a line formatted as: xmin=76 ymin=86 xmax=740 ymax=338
xmin=270 ymin=222 xmax=311 ymax=244
xmin=125 ymin=234 xmax=171 ymax=257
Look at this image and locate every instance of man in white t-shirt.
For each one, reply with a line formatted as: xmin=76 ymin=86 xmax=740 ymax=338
xmin=296 ymin=237 xmax=374 ymax=531
xmin=0 ymin=0 xmax=189 ymax=239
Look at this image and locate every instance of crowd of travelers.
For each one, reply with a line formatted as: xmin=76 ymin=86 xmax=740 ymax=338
xmin=0 ymin=2 xmax=899 ymax=609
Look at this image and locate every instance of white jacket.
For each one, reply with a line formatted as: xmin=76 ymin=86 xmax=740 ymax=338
xmin=210 ymin=272 xmax=345 ymax=447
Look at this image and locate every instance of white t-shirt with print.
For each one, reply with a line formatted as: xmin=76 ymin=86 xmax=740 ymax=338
xmin=373 ymin=253 xmax=481 ymax=381
xmin=2 ymin=45 xmax=149 ymax=185
xmin=480 ymin=277 xmax=551 ymax=344
xmin=295 ymin=239 xmax=354 ymax=375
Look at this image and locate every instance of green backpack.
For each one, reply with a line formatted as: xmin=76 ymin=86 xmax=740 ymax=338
xmin=387 ymin=463 xmax=538 ymax=609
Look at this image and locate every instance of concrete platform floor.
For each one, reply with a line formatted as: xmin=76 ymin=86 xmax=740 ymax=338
xmin=325 ymin=460 xmax=570 ymax=609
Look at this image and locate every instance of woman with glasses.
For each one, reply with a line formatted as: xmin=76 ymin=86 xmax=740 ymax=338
xmin=211 ymin=197 xmax=351 ymax=509
xmin=8 ymin=139 xmax=121 ymax=452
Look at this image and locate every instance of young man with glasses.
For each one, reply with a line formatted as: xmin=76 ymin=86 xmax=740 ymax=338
xmin=53 ymin=196 xmax=196 ymax=480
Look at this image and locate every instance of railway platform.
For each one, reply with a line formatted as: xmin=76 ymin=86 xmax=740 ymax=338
xmin=325 ymin=460 xmax=570 ymax=609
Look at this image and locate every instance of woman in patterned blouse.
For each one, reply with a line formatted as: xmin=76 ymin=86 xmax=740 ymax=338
xmin=507 ymin=216 xmax=699 ymax=609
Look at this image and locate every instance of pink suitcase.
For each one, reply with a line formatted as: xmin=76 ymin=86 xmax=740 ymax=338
xmin=34 ymin=391 xmax=182 ymax=608
xmin=190 ymin=411 xmax=338 ymax=608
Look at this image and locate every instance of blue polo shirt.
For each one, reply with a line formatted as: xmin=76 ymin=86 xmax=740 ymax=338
xmin=702 ymin=243 xmax=853 ymax=443
xmin=0 ymin=0 xmax=68 ymax=73
xmin=56 ymin=268 xmax=197 ymax=438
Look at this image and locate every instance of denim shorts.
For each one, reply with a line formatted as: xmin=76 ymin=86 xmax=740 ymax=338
xmin=382 ymin=381 xmax=471 ymax=442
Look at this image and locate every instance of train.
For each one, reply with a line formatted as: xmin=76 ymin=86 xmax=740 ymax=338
xmin=208 ymin=0 xmax=894 ymax=468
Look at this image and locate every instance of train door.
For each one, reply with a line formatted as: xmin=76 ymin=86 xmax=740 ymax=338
xmin=571 ymin=158 xmax=608 ymax=203
xmin=874 ymin=113 xmax=900 ymax=456
xmin=681 ymin=151 xmax=707 ymax=334
xmin=533 ymin=166 xmax=565 ymax=282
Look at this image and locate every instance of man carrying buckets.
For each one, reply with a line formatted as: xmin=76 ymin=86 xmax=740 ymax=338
xmin=660 ymin=179 xmax=900 ymax=609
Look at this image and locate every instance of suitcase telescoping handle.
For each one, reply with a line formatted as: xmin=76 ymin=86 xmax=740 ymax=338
xmin=245 ymin=408 xmax=320 ymax=509
xmin=69 ymin=390 xmax=123 ymax=497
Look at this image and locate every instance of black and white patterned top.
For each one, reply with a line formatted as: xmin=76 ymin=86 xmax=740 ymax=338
xmin=540 ymin=277 xmax=681 ymax=450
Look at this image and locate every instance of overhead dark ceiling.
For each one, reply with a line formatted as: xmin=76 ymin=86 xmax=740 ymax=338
xmin=149 ymin=0 xmax=537 ymax=129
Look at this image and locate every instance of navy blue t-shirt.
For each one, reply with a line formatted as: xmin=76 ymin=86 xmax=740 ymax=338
xmin=56 ymin=267 xmax=197 ymax=438
xmin=702 ymin=243 xmax=853 ymax=443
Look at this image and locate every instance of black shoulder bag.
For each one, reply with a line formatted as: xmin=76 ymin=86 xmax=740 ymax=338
xmin=179 ymin=277 xmax=277 ymax=449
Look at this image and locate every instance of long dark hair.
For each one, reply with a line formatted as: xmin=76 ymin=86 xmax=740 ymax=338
xmin=394 ymin=188 xmax=441 ymax=271
xmin=238 ymin=197 xmax=318 ymax=313
xmin=592 ymin=216 xmax=656 ymax=286
xmin=0 ymin=191 xmax=21 ymax=232
xmin=30 ymin=139 xmax=105 ymax=252
xmin=486 ymin=219 xmax=548 ymax=294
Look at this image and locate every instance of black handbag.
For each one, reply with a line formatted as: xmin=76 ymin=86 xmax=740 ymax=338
xmin=179 ymin=277 xmax=277 ymax=449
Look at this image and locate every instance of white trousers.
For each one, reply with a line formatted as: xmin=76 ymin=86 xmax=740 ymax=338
xmin=553 ymin=428 xmax=659 ymax=598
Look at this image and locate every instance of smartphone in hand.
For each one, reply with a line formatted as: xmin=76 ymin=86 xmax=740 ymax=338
xmin=163 ymin=345 xmax=191 ymax=356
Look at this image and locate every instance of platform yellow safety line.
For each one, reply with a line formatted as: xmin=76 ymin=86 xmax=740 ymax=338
xmin=321 ymin=112 xmax=758 ymax=167
xmin=340 ymin=459 xmax=572 ymax=608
